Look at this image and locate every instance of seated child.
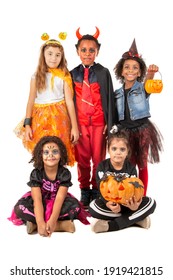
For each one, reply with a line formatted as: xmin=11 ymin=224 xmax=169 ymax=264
xmin=8 ymin=136 xmax=90 ymax=236
xmin=89 ymin=129 xmax=156 ymax=233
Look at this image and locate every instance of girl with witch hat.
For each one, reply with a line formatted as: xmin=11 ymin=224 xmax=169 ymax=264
xmin=113 ymin=39 xmax=163 ymax=195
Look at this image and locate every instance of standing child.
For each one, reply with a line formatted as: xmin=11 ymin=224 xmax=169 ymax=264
xmin=70 ymin=27 xmax=115 ymax=208
xmin=14 ymin=33 xmax=79 ymax=166
xmin=89 ymin=130 xmax=156 ymax=233
xmin=113 ymin=39 xmax=163 ymax=195
xmin=8 ymin=136 xmax=90 ymax=237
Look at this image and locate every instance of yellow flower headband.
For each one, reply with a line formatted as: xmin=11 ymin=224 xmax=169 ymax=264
xmin=41 ymin=32 xmax=67 ymax=45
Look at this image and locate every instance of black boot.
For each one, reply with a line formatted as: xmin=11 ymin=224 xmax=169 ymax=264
xmin=80 ymin=188 xmax=91 ymax=209
xmin=91 ymin=188 xmax=99 ymax=201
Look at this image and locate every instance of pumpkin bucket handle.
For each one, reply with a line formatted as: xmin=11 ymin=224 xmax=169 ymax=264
xmin=154 ymin=71 xmax=162 ymax=80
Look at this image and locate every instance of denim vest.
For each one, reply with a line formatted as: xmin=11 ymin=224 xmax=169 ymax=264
xmin=115 ymin=81 xmax=151 ymax=121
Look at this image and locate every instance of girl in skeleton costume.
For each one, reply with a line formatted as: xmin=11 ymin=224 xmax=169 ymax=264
xmin=8 ymin=136 xmax=90 ymax=236
xmin=14 ymin=33 xmax=79 ymax=166
xmin=89 ymin=130 xmax=156 ymax=233
xmin=113 ymin=39 xmax=163 ymax=195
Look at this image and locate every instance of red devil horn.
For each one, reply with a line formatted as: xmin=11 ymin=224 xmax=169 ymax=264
xmin=76 ymin=27 xmax=82 ymax=39
xmin=93 ymin=26 xmax=100 ymax=39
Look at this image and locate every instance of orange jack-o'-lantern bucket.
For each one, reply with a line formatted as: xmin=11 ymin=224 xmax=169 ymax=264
xmin=145 ymin=71 xmax=163 ymax=94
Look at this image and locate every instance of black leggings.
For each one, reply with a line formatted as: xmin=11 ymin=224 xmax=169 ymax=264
xmin=89 ymin=196 xmax=156 ymax=231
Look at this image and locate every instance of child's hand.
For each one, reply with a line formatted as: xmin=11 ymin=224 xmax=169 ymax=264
xmin=46 ymin=219 xmax=57 ymax=237
xmin=37 ymin=222 xmax=49 ymax=237
xmin=103 ymin=125 xmax=107 ymax=135
xmin=145 ymin=64 xmax=159 ymax=81
xmin=147 ymin=64 xmax=159 ymax=73
xmin=123 ymin=197 xmax=142 ymax=211
xmin=106 ymin=201 xmax=121 ymax=213
xmin=25 ymin=126 xmax=33 ymax=141
xmin=70 ymin=128 xmax=80 ymax=144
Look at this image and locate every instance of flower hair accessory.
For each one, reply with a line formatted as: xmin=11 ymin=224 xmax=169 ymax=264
xmin=41 ymin=32 xmax=67 ymax=45
xmin=127 ymin=51 xmax=141 ymax=58
xmin=110 ymin=125 xmax=119 ymax=134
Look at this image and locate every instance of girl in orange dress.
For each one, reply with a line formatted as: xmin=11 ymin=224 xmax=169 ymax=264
xmin=14 ymin=34 xmax=79 ymax=166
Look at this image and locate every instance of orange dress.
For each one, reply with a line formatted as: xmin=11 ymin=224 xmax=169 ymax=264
xmin=14 ymin=69 xmax=75 ymax=166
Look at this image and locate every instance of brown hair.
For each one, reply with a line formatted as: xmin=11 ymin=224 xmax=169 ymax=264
xmin=35 ymin=40 xmax=69 ymax=91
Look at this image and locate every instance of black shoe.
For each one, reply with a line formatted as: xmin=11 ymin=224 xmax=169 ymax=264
xmin=91 ymin=189 xmax=99 ymax=201
xmin=80 ymin=189 xmax=91 ymax=209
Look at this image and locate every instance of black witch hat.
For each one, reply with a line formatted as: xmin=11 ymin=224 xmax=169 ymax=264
xmin=122 ymin=39 xmax=141 ymax=59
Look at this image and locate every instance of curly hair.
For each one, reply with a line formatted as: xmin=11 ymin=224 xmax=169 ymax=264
xmin=29 ymin=136 xmax=68 ymax=169
xmin=35 ymin=40 xmax=69 ymax=92
xmin=75 ymin=34 xmax=101 ymax=50
xmin=114 ymin=57 xmax=147 ymax=84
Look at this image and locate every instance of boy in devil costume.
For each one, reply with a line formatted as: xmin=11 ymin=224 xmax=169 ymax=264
xmin=70 ymin=27 xmax=115 ymax=208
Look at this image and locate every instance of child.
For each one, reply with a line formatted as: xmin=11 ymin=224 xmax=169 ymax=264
xmin=14 ymin=34 xmax=79 ymax=166
xmin=8 ymin=136 xmax=90 ymax=236
xmin=113 ymin=39 xmax=163 ymax=195
xmin=70 ymin=27 xmax=115 ymax=208
xmin=88 ymin=129 xmax=156 ymax=233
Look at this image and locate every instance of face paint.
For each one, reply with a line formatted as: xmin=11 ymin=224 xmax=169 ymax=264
xmin=42 ymin=143 xmax=60 ymax=157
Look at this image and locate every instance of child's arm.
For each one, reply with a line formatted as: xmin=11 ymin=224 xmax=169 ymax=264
xmin=24 ymin=78 xmax=37 ymax=141
xmin=31 ymin=187 xmax=48 ymax=236
xmin=64 ymin=81 xmax=79 ymax=144
xmin=46 ymin=186 xmax=68 ymax=236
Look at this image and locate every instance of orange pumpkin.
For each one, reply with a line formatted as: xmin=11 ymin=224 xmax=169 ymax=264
xmin=145 ymin=72 xmax=163 ymax=94
xmin=100 ymin=174 xmax=144 ymax=204
xmin=41 ymin=33 xmax=49 ymax=41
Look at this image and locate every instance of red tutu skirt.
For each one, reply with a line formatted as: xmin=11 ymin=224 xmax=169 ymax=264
xmin=126 ymin=120 xmax=163 ymax=168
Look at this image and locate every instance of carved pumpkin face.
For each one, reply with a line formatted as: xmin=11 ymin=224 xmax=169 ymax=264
xmin=145 ymin=79 xmax=163 ymax=94
xmin=100 ymin=174 xmax=144 ymax=204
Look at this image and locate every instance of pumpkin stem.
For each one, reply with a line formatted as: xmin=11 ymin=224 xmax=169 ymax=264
xmin=114 ymin=173 xmax=128 ymax=182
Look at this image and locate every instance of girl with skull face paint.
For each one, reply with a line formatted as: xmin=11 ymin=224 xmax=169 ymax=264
xmin=8 ymin=136 xmax=90 ymax=236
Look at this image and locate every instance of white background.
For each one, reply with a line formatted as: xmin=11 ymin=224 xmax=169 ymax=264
xmin=0 ymin=0 xmax=172 ymax=279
